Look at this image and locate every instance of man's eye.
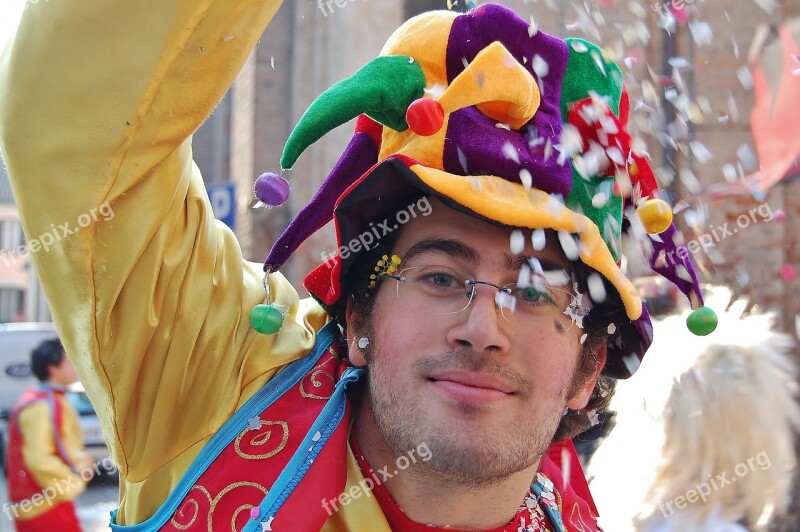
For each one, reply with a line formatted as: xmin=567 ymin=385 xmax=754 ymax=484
xmin=517 ymin=286 xmax=555 ymax=305
xmin=520 ymin=286 xmax=543 ymax=302
xmin=431 ymin=273 xmax=457 ymax=288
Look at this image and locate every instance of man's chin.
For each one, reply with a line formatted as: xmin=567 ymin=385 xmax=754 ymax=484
xmin=414 ymin=437 xmax=539 ymax=486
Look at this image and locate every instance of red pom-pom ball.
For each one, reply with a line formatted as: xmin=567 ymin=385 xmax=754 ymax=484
xmin=406 ymin=98 xmax=444 ymax=137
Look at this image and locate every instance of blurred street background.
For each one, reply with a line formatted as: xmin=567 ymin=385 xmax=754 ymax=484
xmin=0 ymin=476 xmax=118 ymax=532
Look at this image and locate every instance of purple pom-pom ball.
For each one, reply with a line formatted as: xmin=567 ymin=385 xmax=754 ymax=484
xmin=254 ymin=172 xmax=290 ymax=206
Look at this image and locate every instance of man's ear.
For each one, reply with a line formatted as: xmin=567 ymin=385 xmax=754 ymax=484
xmin=566 ymin=338 xmax=608 ymax=411
xmin=345 ymin=297 xmax=368 ymax=367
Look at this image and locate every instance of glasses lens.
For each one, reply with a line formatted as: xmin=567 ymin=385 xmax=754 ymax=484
xmin=393 ymin=265 xmax=473 ymax=314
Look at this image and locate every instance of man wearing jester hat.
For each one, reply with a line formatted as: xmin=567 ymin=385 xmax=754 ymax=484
xmin=0 ymin=2 xmax=716 ymax=531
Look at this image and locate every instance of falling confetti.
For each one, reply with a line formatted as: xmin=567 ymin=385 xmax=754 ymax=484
xmin=561 ymin=446 xmax=572 ymax=490
xmin=571 ymin=40 xmax=589 ymax=53
xmin=736 ymin=144 xmax=758 ymax=172
xmin=690 ymin=141 xmax=713 ymax=164
xmin=592 ymin=193 xmax=608 ymax=208
xmin=590 ymin=50 xmax=607 ymax=76
xmin=270 ymin=56 xmax=275 ymax=70
xmin=518 ymin=264 xmax=532 ymax=288
xmin=532 ymin=54 xmax=549 ymax=78
xmin=528 ymin=16 xmax=538 ymax=38
xmin=688 ymin=21 xmax=713 ymax=46
xmin=727 ymin=92 xmax=739 ymax=122
xmin=531 ymin=228 xmax=547 ymax=251
xmin=668 ymin=56 xmax=691 ymax=70
xmin=457 ymin=146 xmax=469 ymax=173
xmin=557 ymin=231 xmax=580 ymax=261
xmin=722 ymin=163 xmax=738 ymax=183
xmin=519 ymin=168 xmax=533 ymax=190
xmin=678 ymin=168 xmax=702 ymax=195
xmin=587 ymin=273 xmax=607 ymax=303
xmin=736 ymin=66 xmax=754 ymax=90
xmin=627 ymin=1 xmax=647 ymax=18
xmin=510 ymin=230 xmax=525 ymax=254
xmin=502 ymin=141 xmax=520 ymax=164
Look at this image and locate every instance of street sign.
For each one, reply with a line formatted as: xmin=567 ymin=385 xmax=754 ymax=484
xmin=206 ymin=181 xmax=236 ymax=229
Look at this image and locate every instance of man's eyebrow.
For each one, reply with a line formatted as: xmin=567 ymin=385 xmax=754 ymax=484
xmin=402 ymin=238 xmax=479 ymax=264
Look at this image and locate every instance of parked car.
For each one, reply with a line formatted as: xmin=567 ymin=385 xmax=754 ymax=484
xmin=0 ymin=322 xmax=112 ymax=475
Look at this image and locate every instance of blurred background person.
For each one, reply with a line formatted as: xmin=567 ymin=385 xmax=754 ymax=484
xmin=634 ymin=312 xmax=800 ymax=531
xmin=5 ymin=339 xmax=93 ymax=531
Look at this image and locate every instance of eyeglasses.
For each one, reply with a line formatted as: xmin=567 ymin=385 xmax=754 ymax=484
xmin=382 ymin=263 xmax=590 ymax=334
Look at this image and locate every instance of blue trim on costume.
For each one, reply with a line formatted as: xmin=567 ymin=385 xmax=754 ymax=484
xmin=533 ymin=482 xmax=566 ymax=532
xmin=108 ymin=321 xmax=339 ymax=531
xmin=244 ymin=366 xmax=364 ymax=532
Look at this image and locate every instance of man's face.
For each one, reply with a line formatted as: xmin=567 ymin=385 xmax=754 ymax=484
xmin=51 ymin=355 xmax=79 ymax=386
xmin=348 ymin=199 xmax=603 ymax=485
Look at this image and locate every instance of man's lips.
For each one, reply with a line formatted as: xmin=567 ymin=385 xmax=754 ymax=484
xmin=427 ymin=371 xmax=516 ymax=402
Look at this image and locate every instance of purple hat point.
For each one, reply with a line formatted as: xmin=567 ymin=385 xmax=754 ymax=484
xmin=254 ymin=172 xmax=291 ymax=206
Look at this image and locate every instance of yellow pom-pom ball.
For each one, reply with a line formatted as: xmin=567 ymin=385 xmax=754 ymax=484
xmin=637 ymin=199 xmax=673 ymax=235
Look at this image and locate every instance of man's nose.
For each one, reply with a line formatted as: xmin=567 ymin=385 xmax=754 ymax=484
xmin=445 ymin=285 xmax=511 ymax=354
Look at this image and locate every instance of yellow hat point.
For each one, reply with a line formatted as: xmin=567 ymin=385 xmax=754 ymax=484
xmin=637 ymin=198 xmax=673 ymax=235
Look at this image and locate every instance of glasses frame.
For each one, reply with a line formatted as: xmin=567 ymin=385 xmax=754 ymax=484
xmin=382 ymin=264 xmax=588 ymax=332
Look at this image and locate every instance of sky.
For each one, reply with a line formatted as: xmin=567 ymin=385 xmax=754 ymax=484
xmin=0 ymin=0 xmax=25 ymax=49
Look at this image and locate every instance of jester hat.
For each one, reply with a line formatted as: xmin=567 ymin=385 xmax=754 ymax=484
xmin=251 ymin=3 xmax=717 ymax=379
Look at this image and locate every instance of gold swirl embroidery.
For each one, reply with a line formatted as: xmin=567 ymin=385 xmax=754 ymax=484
xmin=231 ymin=504 xmax=256 ymax=532
xmin=170 ymin=486 xmax=212 ymax=530
xmin=299 ymin=362 xmax=335 ymax=400
xmin=234 ymin=420 xmax=289 ymax=460
xmin=568 ymin=501 xmax=598 ymax=532
xmin=207 ymin=481 xmax=269 ymax=532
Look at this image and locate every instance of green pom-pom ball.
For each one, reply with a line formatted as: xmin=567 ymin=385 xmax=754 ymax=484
xmin=250 ymin=304 xmax=284 ymax=335
xmin=686 ymin=306 xmax=718 ymax=336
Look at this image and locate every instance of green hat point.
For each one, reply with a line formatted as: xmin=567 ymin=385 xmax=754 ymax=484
xmin=280 ymin=55 xmax=426 ymax=169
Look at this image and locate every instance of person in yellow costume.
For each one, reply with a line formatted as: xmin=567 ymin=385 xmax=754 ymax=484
xmin=5 ymin=339 xmax=92 ymax=531
xmin=0 ymin=1 xmax=717 ymax=530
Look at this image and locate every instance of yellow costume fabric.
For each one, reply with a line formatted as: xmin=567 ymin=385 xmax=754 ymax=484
xmin=15 ymin=394 xmax=90 ymax=520
xmin=0 ymin=0 xmax=389 ymax=527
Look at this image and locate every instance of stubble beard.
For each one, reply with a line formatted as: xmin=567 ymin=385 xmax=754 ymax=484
xmin=362 ymin=326 xmax=572 ymax=490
